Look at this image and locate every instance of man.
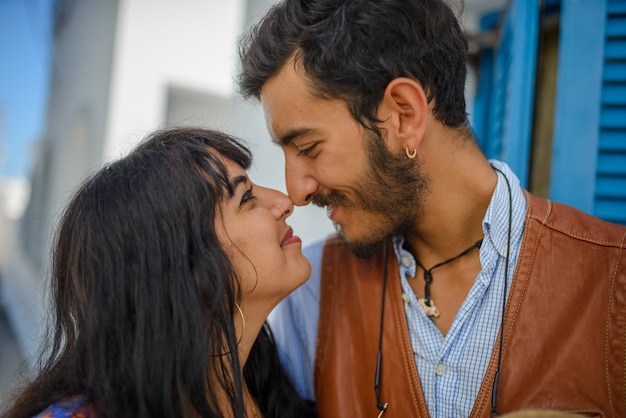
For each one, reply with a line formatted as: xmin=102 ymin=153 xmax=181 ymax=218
xmin=238 ymin=1 xmax=626 ymax=417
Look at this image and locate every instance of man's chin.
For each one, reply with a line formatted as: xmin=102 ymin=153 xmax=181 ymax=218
xmin=336 ymin=228 xmax=386 ymax=259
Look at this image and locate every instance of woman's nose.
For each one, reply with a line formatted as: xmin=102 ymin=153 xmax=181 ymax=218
xmin=263 ymin=187 xmax=294 ymax=219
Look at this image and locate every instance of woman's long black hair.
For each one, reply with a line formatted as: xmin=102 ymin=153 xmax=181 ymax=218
xmin=2 ymin=127 xmax=315 ymax=418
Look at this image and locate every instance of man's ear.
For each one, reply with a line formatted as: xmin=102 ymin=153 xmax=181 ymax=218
xmin=377 ymin=77 xmax=429 ymax=153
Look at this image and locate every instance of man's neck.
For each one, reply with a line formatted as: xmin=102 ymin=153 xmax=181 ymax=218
xmin=406 ymin=150 xmax=497 ymax=266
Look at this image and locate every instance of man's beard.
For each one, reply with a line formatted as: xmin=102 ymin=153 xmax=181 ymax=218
xmin=313 ymin=129 xmax=429 ymax=258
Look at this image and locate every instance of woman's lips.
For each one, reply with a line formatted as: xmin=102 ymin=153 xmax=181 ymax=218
xmin=281 ymin=227 xmax=302 ymax=246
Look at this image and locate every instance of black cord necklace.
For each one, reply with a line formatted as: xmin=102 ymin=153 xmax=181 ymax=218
xmin=374 ymin=165 xmax=513 ymax=417
xmin=374 ymin=241 xmax=390 ymax=417
xmin=414 ymin=239 xmax=483 ymax=317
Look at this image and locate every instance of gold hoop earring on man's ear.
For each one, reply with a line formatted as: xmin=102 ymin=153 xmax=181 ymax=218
xmin=405 ymin=145 xmax=417 ymax=159
xmin=234 ymin=302 xmax=245 ymax=344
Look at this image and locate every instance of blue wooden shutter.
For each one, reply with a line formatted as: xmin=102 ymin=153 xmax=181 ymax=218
xmin=472 ymin=13 xmax=497 ymax=153
xmin=474 ymin=0 xmax=540 ymax=188
xmin=597 ymin=0 xmax=626 ymax=224
xmin=550 ymin=0 xmax=626 ymax=225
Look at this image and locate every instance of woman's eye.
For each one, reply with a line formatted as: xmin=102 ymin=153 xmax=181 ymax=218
xmin=239 ymin=187 xmax=256 ymax=206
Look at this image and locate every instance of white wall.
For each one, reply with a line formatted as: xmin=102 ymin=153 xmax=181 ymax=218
xmin=103 ymin=0 xmax=243 ymax=160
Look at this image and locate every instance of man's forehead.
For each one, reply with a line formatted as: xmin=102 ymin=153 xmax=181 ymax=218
xmin=260 ymin=62 xmax=315 ymax=142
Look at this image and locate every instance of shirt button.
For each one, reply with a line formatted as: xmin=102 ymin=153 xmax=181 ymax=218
xmin=402 ymin=256 xmax=412 ymax=267
xmin=436 ymin=364 xmax=446 ymax=376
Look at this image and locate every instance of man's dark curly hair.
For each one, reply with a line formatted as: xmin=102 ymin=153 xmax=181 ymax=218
xmin=239 ymin=0 xmax=469 ymax=132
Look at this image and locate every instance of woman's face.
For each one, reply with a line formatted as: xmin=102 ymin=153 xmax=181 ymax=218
xmin=216 ymin=157 xmax=311 ymax=312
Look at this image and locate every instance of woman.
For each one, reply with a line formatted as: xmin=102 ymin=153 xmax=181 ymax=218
xmin=2 ymin=128 xmax=315 ymax=418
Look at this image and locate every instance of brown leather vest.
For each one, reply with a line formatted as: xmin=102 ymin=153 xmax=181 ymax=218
xmin=315 ymin=193 xmax=626 ymax=418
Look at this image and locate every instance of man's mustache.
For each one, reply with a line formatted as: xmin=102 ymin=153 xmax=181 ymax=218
xmin=312 ymin=190 xmax=351 ymax=208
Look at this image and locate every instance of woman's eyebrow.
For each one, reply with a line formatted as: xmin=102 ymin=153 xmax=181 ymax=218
xmin=229 ymin=175 xmax=249 ymax=196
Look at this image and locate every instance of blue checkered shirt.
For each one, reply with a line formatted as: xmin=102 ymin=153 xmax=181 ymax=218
xmin=268 ymin=160 xmax=527 ymax=417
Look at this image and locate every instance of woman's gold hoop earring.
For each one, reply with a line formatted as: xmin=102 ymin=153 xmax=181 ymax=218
xmin=234 ymin=302 xmax=245 ymax=344
xmin=405 ymin=145 xmax=417 ymax=159
xmin=210 ymin=303 xmax=246 ymax=357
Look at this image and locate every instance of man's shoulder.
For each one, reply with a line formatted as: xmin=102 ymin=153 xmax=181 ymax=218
xmin=525 ymin=193 xmax=626 ymax=246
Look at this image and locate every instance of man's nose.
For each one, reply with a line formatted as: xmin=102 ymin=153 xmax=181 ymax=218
xmin=285 ymin=156 xmax=319 ymax=206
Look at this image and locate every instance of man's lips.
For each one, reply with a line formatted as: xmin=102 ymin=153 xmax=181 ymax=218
xmin=281 ymin=227 xmax=302 ymax=246
xmin=326 ymin=204 xmax=337 ymax=220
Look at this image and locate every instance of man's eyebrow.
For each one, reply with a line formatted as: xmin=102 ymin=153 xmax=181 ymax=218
xmin=274 ymin=128 xmax=315 ymax=146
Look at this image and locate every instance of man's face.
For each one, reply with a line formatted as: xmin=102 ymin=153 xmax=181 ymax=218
xmin=260 ymin=61 xmax=428 ymax=257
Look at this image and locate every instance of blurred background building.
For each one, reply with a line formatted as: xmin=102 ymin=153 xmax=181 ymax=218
xmin=1 ymin=0 xmax=624 ymax=404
